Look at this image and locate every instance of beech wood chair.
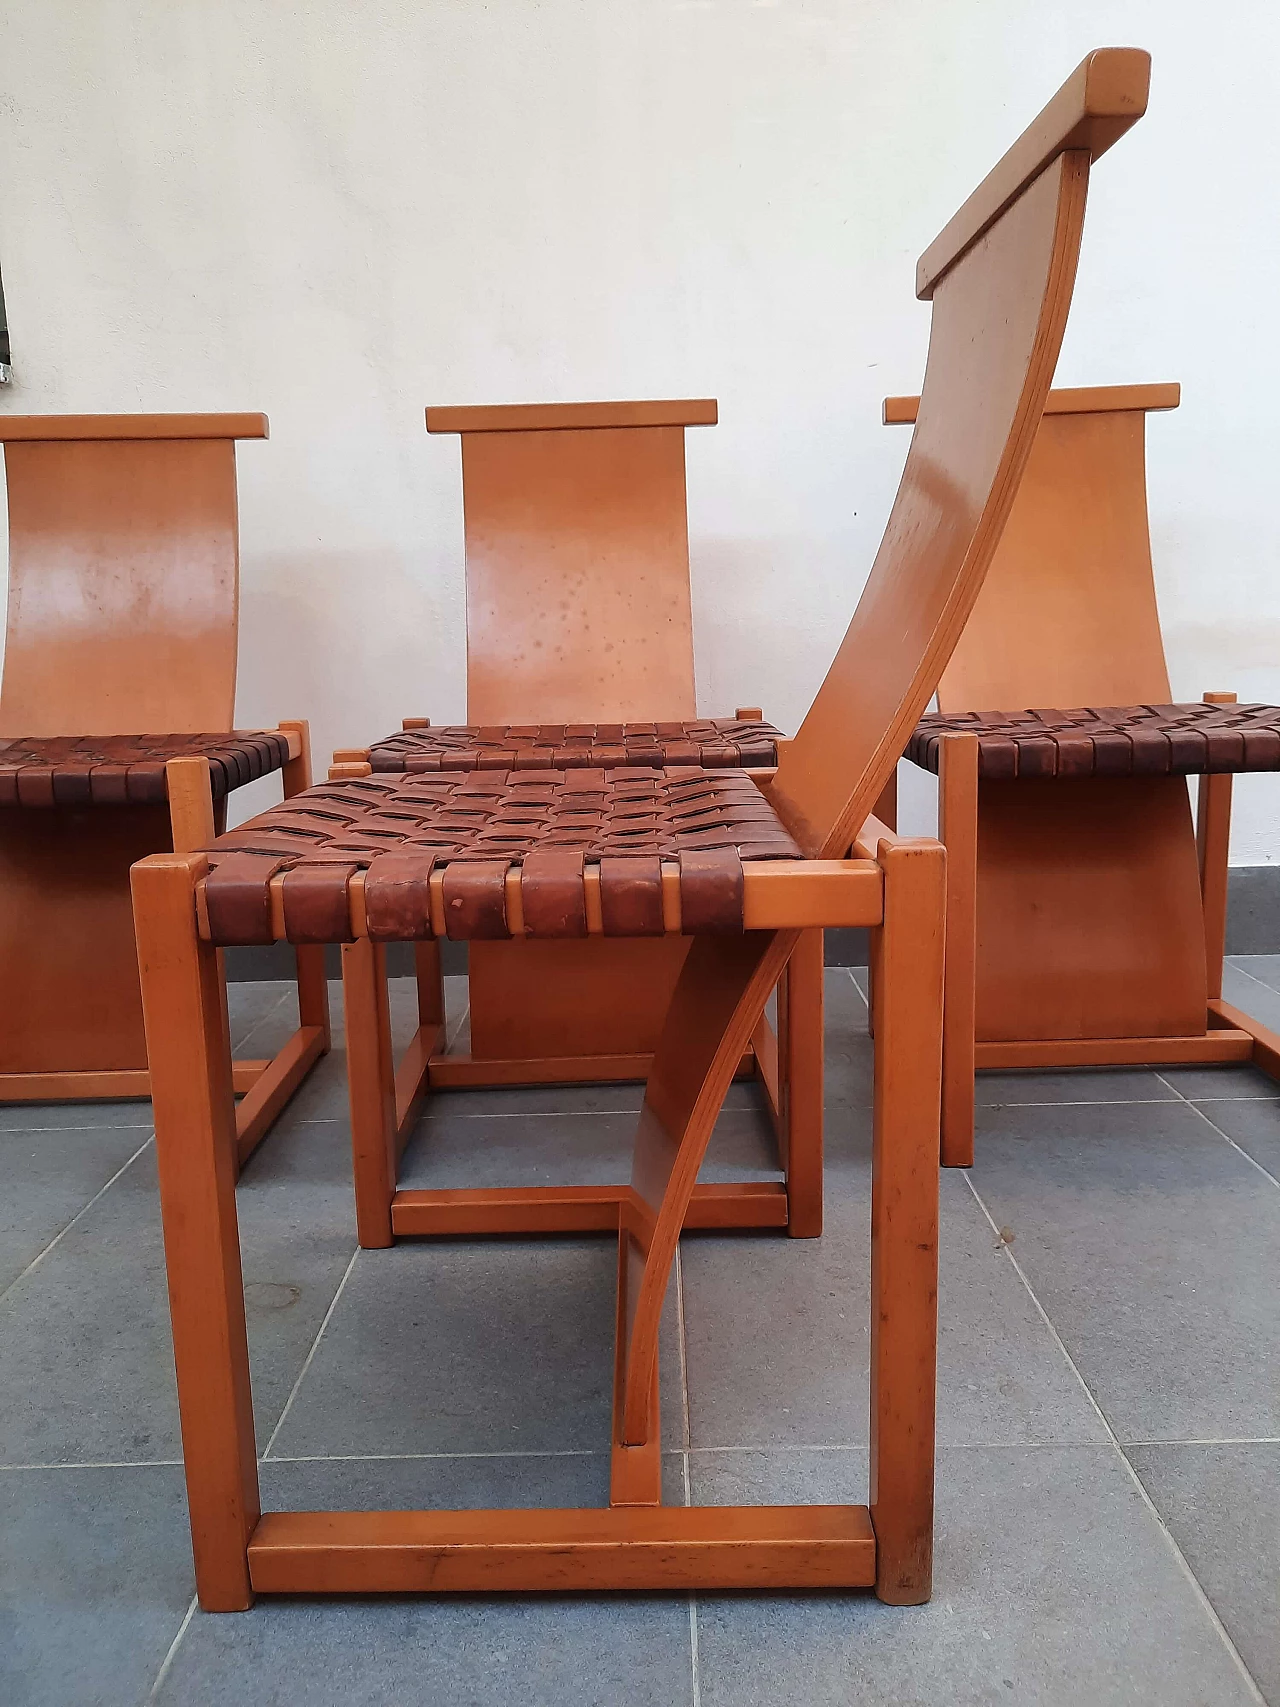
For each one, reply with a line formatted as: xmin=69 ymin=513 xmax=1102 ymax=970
xmin=329 ymin=399 xmax=824 ymax=1236
xmin=0 ymin=413 xmax=327 ymax=1163
xmin=890 ymin=383 xmax=1280 ymax=1165
xmin=130 ymin=48 xmax=1148 ymax=1609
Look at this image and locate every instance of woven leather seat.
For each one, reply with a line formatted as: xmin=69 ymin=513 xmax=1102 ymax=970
xmin=0 ymin=731 xmax=291 ymax=806
xmin=366 ymin=717 xmax=783 ymax=773
xmin=201 ymin=767 xmax=800 ymax=944
xmin=908 ymin=702 xmax=1280 ymax=780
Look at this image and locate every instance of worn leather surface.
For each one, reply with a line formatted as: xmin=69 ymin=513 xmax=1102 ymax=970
xmin=0 ymin=732 xmax=289 ymax=807
xmin=367 ymin=717 xmax=782 ymax=772
xmin=908 ymin=703 xmax=1280 ymax=779
xmin=198 ymin=767 xmax=800 ymax=945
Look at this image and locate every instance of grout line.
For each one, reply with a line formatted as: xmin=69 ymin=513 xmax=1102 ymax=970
xmin=146 ymin=1593 xmax=198 ymax=1703
xmin=229 ymin=989 xmax=293 ymax=1061
xmin=0 ymin=1133 xmax=154 ymax=1311
xmin=445 ymin=999 xmax=471 ymax=1052
xmin=265 ymin=1449 xmax=598 ymax=1463
xmin=1123 ymin=1437 xmax=1280 ymax=1448
xmin=0 ymin=1121 xmax=155 ymax=1135
xmin=261 ymin=1246 xmax=360 ymax=1459
xmin=1223 ymin=959 xmax=1280 ymax=1001
xmin=1155 ymin=1072 xmax=1280 ymax=1191
xmin=0 ymin=1458 xmax=185 ymax=1471
xmin=963 ymin=1171 xmax=1268 ymax=1704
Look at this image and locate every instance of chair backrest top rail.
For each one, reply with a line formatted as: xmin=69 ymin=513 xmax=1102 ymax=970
xmin=884 ymin=381 xmax=1179 ymax=425
xmin=917 ymin=47 xmax=1150 ymax=300
xmin=0 ymin=413 xmax=268 ymax=443
xmin=427 ymin=400 xmax=717 ymax=435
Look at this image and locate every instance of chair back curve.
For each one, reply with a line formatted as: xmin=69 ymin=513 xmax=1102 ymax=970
xmin=767 ymin=48 xmax=1150 ymax=859
xmin=0 ymin=413 xmax=266 ymax=738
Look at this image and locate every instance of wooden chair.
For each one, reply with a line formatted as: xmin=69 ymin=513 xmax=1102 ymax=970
xmin=892 ymin=383 xmax=1280 ymax=1164
xmin=0 ymin=413 xmax=328 ymax=1162
xmin=330 ymin=398 xmax=824 ymax=1237
xmin=129 ymin=49 xmax=1148 ymax=1608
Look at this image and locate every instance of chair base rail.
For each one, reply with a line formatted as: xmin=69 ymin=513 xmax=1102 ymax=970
xmin=246 ymin=1504 xmax=877 ymax=1598
xmin=390 ymin=1180 xmax=789 ymax=1238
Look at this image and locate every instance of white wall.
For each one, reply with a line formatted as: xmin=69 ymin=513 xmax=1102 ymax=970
xmin=2 ymin=0 xmax=1278 ymax=855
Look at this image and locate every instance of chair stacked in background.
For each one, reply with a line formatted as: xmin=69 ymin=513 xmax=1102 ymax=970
xmin=130 ymin=47 xmax=1150 ymax=1608
xmin=329 ymin=398 xmax=825 ymax=1239
xmin=0 ymin=412 xmax=327 ymax=1162
xmin=891 ymin=383 xmax=1280 ymax=1164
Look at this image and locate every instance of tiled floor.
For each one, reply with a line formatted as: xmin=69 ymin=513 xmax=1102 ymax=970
xmin=2 ymin=960 xmax=1278 ymax=1706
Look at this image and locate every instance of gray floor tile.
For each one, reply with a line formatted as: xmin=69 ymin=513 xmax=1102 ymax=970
xmin=1160 ymin=1064 xmax=1280 ymax=1100
xmin=971 ymin=1101 xmax=1280 ymax=1443
xmin=1185 ymin=1096 xmax=1280 ymax=1181
xmin=0 ymin=1100 xmax=154 ymax=1134
xmin=157 ymin=1459 xmax=692 ymax=1707
xmin=1230 ymin=953 xmax=1280 ymax=996
xmin=977 ymin=1067 xmax=1178 ymax=1107
xmin=0 ymin=1464 xmax=193 ymax=1707
xmin=400 ymin=1103 xmax=780 ymax=1191
xmin=1129 ymin=1441 xmax=1280 ymax=1704
xmin=681 ymin=1170 xmax=1104 ymax=1451
xmin=0 ymin=1126 xmax=151 ymax=1297
xmin=260 ymin=1448 xmax=612 ymax=1511
xmin=0 ymin=1121 xmax=358 ymax=1465
xmin=267 ymin=1236 xmax=618 ymax=1459
xmin=692 ymin=1444 xmax=1258 ymax=1707
xmin=1224 ymin=959 xmax=1280 ymax=1027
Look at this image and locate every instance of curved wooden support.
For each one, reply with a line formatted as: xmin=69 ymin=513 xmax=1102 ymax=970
xmin=618 ymin=929 xmax=800 ymax=1446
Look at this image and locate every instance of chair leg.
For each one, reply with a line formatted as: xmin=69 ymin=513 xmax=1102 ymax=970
xmin=280 ymin=721 xmax=334 ymax=1051
xmin=782 ymin=928 xmax=824 ymax=1237
xmin=343 ymin=938 xmax=398 ymax=1249
xmin=615 ymin=930 xmax=801 ymax=1453
xmin=1195 ymin=696 xmax=1234 ymax=1004
xmin=868 ymin=836 xmax=943 ymax=1605
xmin=938 ymin=734 xmax=978 ymax=1167
xmin=131 ymin=853 xmax=260 ymax=1611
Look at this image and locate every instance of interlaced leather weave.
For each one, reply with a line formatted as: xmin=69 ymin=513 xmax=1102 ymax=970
xmin=199 ymin=767 xmax=800 ymax=946
xmin=907 ymin=703 xmax=1280 ymax=780
xmin=367 ymin=717 xmax=782 ymax=772
xmin=0 ymin=732 xmax=290 ymax=807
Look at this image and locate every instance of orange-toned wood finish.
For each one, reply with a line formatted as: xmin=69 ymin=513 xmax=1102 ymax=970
xmin=133 ymin=49 xmax=1145 ymax=1609
xmin=0 ymin=415 xmax=325 ymax=1142
xmin=890 ymin=380 xmax=1272 ymax=1154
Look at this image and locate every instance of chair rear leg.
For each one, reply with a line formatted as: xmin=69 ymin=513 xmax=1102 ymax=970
xmin=868 ymin=837 xmax=943 ymax=1604
xmin=343 ymin=938 xmax=398 ymax=1248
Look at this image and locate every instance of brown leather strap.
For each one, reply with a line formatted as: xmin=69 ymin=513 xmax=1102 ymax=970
xmin=599 ymin=856 xmax=664 ymax=936
xmin=442 ymin=860 xmax=509 ymax=940
xmin=204 ymin=853 xmax=286 ymax=945
xmin=364 ymin=852 xmax=438 ymax=940
xmin=282 ymin=862 xmax=357 ymax=943
xmin=521 ymin=849 xmax=588 ymax=938
xmin=678 ymin=849 xmax=744 ymax=933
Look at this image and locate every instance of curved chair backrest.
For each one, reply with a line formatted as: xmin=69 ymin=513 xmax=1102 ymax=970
xmin=883 ymin=383 xmax=1178 ymax=712
xmin=767 ymin=49 xmax=1151 ymax=859
xmin=425 ymin=400 xmax=716 ymax=726
xmin=0 ymin=413 xmax=266 ymax=738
